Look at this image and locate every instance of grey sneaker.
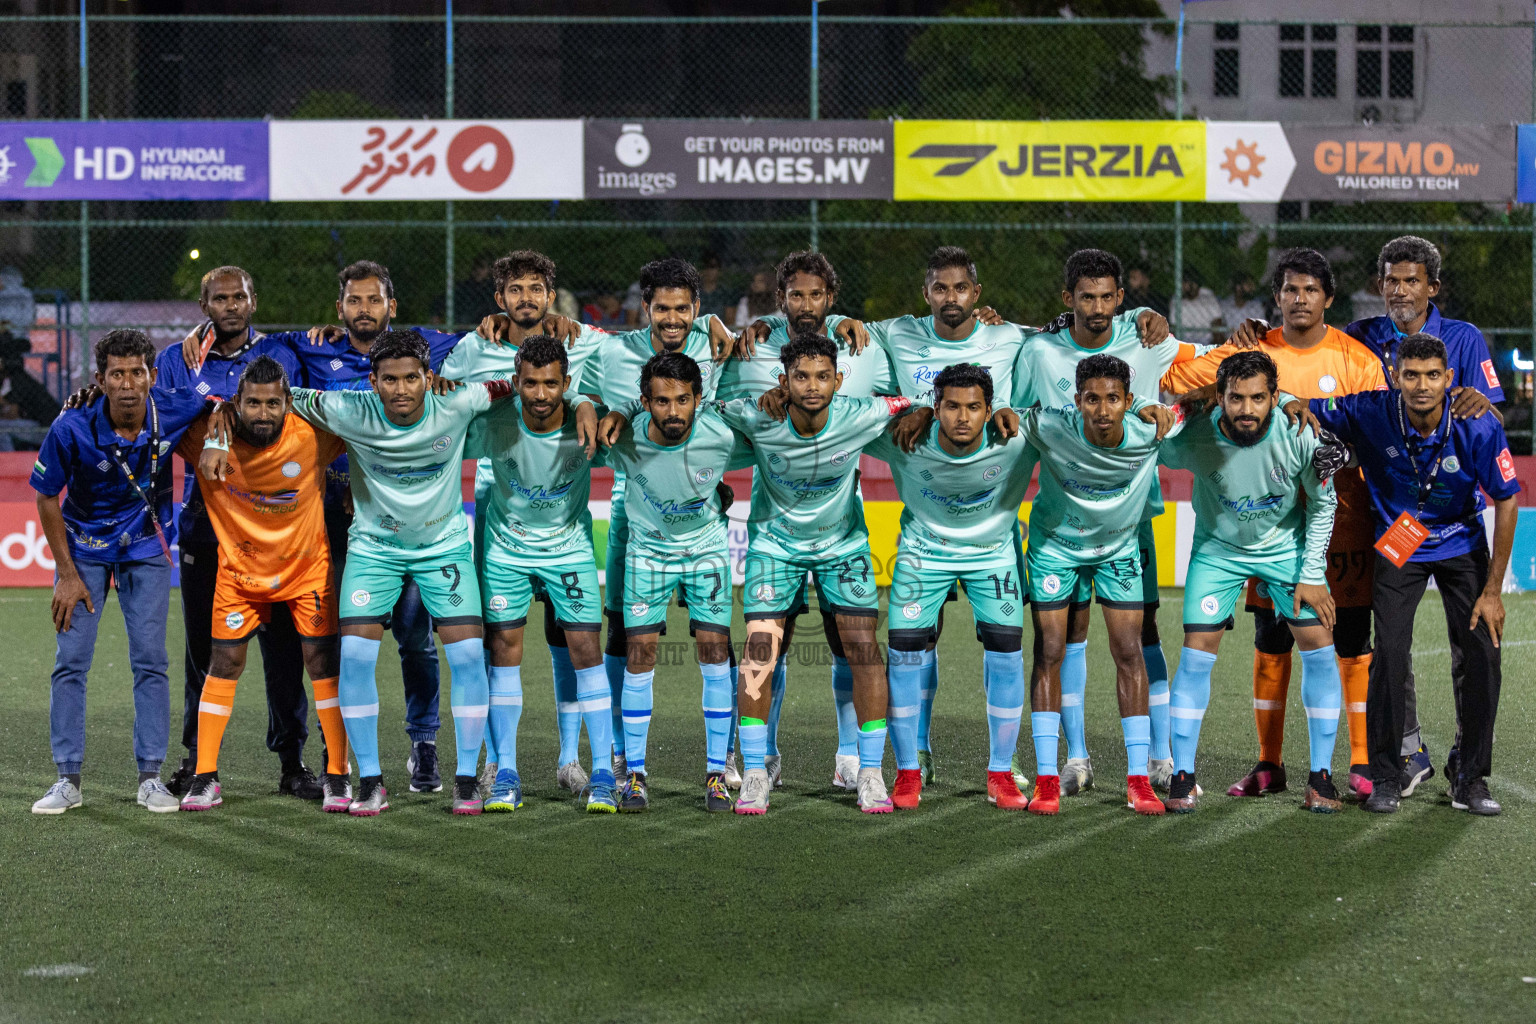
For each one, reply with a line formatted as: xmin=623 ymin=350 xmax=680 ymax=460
xmin=32 ymin=778 xmax=82 ymax=815
xmin=1148 ymin=757 xmax=1175 ymax=792
xmin=137 ymin=777 xmax=180 ymax=813
xmin=479 ymin=759 xmax=498 ymax=798
xmin=735 ymin=768 xmax=771 ymax=815
xmin=832 ymin=754 xmax=859 ymax=791
xmin=856 ymin=766 xmax=894 ymax=813
xmin=348 ymin=776 xmax=389 ymax=816
xmin=179 ymin=773 xmax=222 ymax=811
xmin=612 ymin=751 xmax=628 ymax=783
xmin=556 ymin=759 xmax=589 ymax=794
xmin=1061 ymin=757 xmax=1094 ymax=797
xmin=722 ymin=751 xmax=742 ymax=790
xmin=765 ymin=753 xmax=783 ymax=789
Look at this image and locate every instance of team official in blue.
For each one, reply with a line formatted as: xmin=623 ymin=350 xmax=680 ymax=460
xmin=1306 ymin=334 xmax=1519 ymax=815
xmin=29 ymin=330 xmax=213 ymax=815
xmin=155 ymin=266 xmax=319 ymax=800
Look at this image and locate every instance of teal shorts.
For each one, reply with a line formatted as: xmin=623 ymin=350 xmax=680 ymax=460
xmin=888 ymin=551 xmax=1024 ymax=644
xmin=1027 ymin=544 xmax=1143 ymax=611
xmin=623 ymin=546 xmax=733 ymax=635
xmin=340 ymin=544 xmax=482 ymax=628
xmin=744 ymin=546 xmax=878 ymax=620
xmin=1068 ymin=519 xmax=1160 ymax=608
xmin=1183 ymin=546 xmax=1319 ymax=631
xmin=480 ymin=549 xmax=601 ymax=633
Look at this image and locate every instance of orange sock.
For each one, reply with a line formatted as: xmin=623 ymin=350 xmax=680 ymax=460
xmin=1338 ymin=653 xmax=1372 ymax=769
xmin=1252 ymin=651 xmax=1291 ymax=765
xmin=312 ymin=676 xmax=349 ymax=776
xmin=195 ymin=675 xmax=238 ymax=774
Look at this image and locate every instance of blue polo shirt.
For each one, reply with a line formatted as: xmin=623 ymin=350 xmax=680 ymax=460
xmin=1345 ymin=304 xmax=1506 ymax=402
xmin=153 ymin=328 xmax=303 ymax=547
xmin=1310 ymin=391 xmax=1521 ymax=562
xmin=265 ymin=327 xmax=462 ymax=510
xmin=30 ymin=386 xmax=212 ymax=564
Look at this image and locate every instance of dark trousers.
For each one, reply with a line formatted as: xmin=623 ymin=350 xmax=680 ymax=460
xmin=1368 ymin=548 xmax=1501 ymax=785
xmin=178 ymin=541 xmax=310 ymax=764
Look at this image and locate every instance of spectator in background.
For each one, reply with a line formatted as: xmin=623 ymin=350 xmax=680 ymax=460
xmin=735 ymin=270 xmax=777 ymax=329
xmin=554 ymin=286 xmax=581 ymax=324
xmin=0 ymin=328 xmax=62 ymax=450
xmin=1349 ymin=269 xmax=1381 ymax=324
xmin=1178 ymin=271 xmax=1224 ymax=343
xmin=438 ymin=255 xmax=496 ymax=329
xmin=621 ymin=280 xmax=647 ymax=327
xmin=1222 ymin=274 xmax=1266 ymax=328
xmin=584 ymin=292 xmax=626 ymax=329
xmin=697 ymin=252 xmax=738 ymax=328
xmin=1121 ymin=266 xmax=1168 ymax=317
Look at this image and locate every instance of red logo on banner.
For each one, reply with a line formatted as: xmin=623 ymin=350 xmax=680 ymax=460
xmin=447 ymin=126 xmax=514 ymax=192
xmin=0 ymin=505 xmax=56 ymax=586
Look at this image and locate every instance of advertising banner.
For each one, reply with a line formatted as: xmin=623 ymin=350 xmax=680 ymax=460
xmin=1280 ymin=124 xmax=1513 ymax=201
xmin=583 ymin=120 xmax=892 ymax=199
xmin=893 ymin=120 xmax=1205 ymax=201
xmin=0 ymin=121 xmax=267 ymax=201
xmin=1516 ymin=124 xmax=1536 ymax=202
xmin=1205 ymin=121 xmax=1295 ymax=202
xmin=268 ymin=120 xmax=583 ymax=201
xmin=0 ymin=503 xmax=56 ymax=587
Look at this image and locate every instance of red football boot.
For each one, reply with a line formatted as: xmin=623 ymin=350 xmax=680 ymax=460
xmin=1126 ymin=774 xmax=1165 ymax=815
xmin=987 ymin=770 xmax=1029 ymax=810
xmin=1028 ymin=774 xmax=1061 ymax=815
xmin=892 ymin=768 xmax=923 ymax=809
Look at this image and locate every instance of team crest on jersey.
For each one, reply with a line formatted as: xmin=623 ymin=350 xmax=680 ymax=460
xmin=983 ymin=465 xmax=1001 ymax=481
xmin=1127 ymin=366 xmax=1138 ymax=381
xmin=1317 ymin=374 xmax=1338 ymax=394
xmin=225 ymin=611 xmax=244 ymax=630
xmin=1441 ymin=455 xmax=1460 ymax=473
xmin=350 ymin=589 xmax=371 ymax=607
xmin=694 ymin=467 xmax=714 ymax=484
xmin=902 ymin=602 xmax=922 ymax=620
xmin=432 ymin=435 xmax=452 ymax=453
xmin=979 ymin=339 xmax=997 ymax=352
xmin=839 ymin=361 xmax=852 ymax=377
xmin=159 ymin=441 xmax=172 ymax=455
xmin=1200 ymin=595 xmax=1219 ymax=616
xmin=754 ymin=584 xmax=776 ymax=601
xmin=630 ymin=602 xmax=649 ymax=617
xmin=488 ymin=595 xmax=508 ymax=612
xmin=1041 ymin=574 xmax=1061 ymax=595
xmin=830 ymin=450 xmax=851 ymax=467
xmin=564 ymin=455 xmax=584 ymax=472
xmin=281 ymin=461 xmax=301 ymax=478
xmin=1269 ymin=465 xmax=1287 ymax=485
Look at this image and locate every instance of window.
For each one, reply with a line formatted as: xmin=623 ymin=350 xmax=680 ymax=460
xmin=1278 ymin=23 xmax=1336 ymax=98
xmin=1213 ymin=23 xmax=1240 ymax=97
xmin=1357 ymin=23 xmax=1415 ymax=99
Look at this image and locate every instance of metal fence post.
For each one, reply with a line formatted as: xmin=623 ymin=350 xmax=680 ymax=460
xmin=1172 ymin=2 xmax=1185 ymax=338
xmin=809 ymin=1 xmax=820 ymax=252
xmin=78 ymin=0 xmax=88 ymax=391
xmin=444 ymin=0 xmax=456 ymax=329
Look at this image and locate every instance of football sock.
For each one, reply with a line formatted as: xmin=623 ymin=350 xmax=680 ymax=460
xmin=488 ymin=665 xmax=523 ymax=772
xmin=726 ymin=660 xmax=739 ymax=756
xmin=311 ymin=675 xmax=348 ymax=776
xmin=916 ymin=648 xmax=937 ymax=750
xmin=701 ymin=661 xmax=733 ymax=773
xmin=1253 ymin=650 xmax=1291 ymax=764
xmin=983 ymin=650 xmax=1025 ymax=773
xmin=831 ymin=655 xmax=858 ymax=757
xmin=603 ymin=653 xmax=627 ymax=759
xmin=1060 ymin=641 xmax=1089 ymax=760
xmin=549 ymin=645 xmax=581 ymax=766
xmin=1171 ymin=647 xmax=1217 ymax=775
xmin=194 ymin=675 xmax=237 ymax=775
xmin=764 ymin=654 xmax=787 ymax=757
xmin=338 ymin=635 xmax=382 ymax=778
xmin=886 ymin=647 xmax=924 ymax=771
xmin=1122 ymin=715 xmax=1152 ymax=777
xmin=857 ymin=718 xmax=887 ymax=770
xmin=621 ymin=669 xmax=654 ymax=776
xmin=443 ymin=638 xmax=490 ymax=779
xmin=1300 ymin=645 xmax=1343 ymax=774
xmin=1144 ymin=643 xmax=1171 ymax=761
xmin=1031 ymin=711 xmax=1061 ymax=778
xmin=576 ymin=664 xmax=614 ymax=778
xmin=1339 ymin=653 xmax=1371 ymax=766
xmin=739 ymin=716 xmax=767 ymax=772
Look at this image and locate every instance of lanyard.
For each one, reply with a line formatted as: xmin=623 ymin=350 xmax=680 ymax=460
xmin=1393 ymin=394 xmax=1451 ymax=516
xmin=108 ymin=396 xmax=173 ymax=564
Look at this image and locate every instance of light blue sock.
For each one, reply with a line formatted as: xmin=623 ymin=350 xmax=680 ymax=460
xmin=1060 ymin=641 xmax=1089 ymax=760
xmin=488 ymin=665 xmax=523 ymax=771
xmin=339 ymin=635 xmax=382 ymax=778
xmin=886 ymin=647 xmax=924 ymax=771
xmin=1031 ymin=710 xmax=1061 ymax=778
xmin=764 ymin=655 xmax=788 ymax=757
xmin=857 ymin=719 xmax=887 ymax=770
xmin=701 ymin=661 xmax=733 ymax=773
xmin=739 ymin=718 xmax=767 ymax=772
xmin=726 ymin=661 xmax=739 ymax=756
xmin=603 ymin=653 xmax=626 ymax=759
xmin=831 ymin=655 xmax=858 ymax=757
xmin=1144 ymin=643 xmax=1171 ymax=761
xmin=621 ymin=669 xmax=654 ymax=775
xmin=916 ymin=648 xmax=937 ymax=750
xmin=443 ymin=638 xmax=490 ymax=779
xmin=984 ymin=650 xmax=1025 ymax=773
xmin=577 ymin=664 xmax=615 ymax=781
xmin=1170 ymin=647 xmax=1217 ymax=775
xmin=1122 ymin=715 xmax=1152 ymax=777
xmin=1300 ymin=645 xmax=1342 ymax=773
xmin=550 ymin=645 xmax=581 ymax=765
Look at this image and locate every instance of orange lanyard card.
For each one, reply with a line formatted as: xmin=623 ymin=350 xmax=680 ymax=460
xmin=1374 ymin=511 xmax=1429 ymax=568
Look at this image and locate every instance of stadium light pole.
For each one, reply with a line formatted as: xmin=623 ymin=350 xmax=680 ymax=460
xmin=445 ymin=0 xmax=456 ymax=330
xmin=809 ymin=1 xmax=820 ymax=252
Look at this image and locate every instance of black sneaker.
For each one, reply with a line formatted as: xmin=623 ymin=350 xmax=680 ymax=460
xmin=1444 ymin=747 xmax=1461 ymax=794
xmin=1364 ymin=777 xmax=1401 ymax=813
xmin=619 ymin=772 xmax=649 ymax=813
xmin=278 ymin=763 xmax=324 ymax=800
xmin=1304 ymin=769 xmax=1342 ymax=813
xmin=1451 ymin=776 xmax=1501 ymax=816
xmin=1166 ymin=770 xmax=1198 ymax=813
xmin=407 ymin=740 xmax=442 ymax=793
xmin=704 ymin=772 xmax=734 ymax=813
xmin=166 ymin=755 xmax=196 ymax=797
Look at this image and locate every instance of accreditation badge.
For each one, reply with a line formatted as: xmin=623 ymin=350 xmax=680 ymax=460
xmin=1374 ymin=511 xmax=1430 ymax=568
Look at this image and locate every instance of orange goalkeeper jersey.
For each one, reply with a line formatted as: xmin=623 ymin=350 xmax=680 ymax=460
xmin=178 ymin=413 xmax=344 ymax=590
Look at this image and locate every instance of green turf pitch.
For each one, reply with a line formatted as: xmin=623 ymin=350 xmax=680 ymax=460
xmin=1 ymin=586 xmax=1535 ymax=1023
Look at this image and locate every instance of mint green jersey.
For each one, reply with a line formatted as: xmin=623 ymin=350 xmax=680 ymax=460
xmin=289 ymin=384 xmax=492 ymax=560
xmin=864 ymin=430 xmax=1035 ymax=571
xmin=603 ymin=407 xmax=754 ymax=559
xmin=871 ymin=315 xmax=1025 ymax=401
xmin=1019 ymin=405 xmax=1172 ymax=563
xmin=716 ymin=313 xmax=894 ymax=400
xmin=1158 ymin=404 xmax=1336 ymax=585
xmin=578 ymin=316 xmax=721 ymax=409
xmin=715 ymin=394 xmax=915 ymax=561
xmin=466 ymin=397 xmax=607 ymax=562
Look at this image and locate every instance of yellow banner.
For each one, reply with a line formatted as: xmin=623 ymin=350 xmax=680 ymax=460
xmin=894 ymin=120 xmax=1204 ymax=202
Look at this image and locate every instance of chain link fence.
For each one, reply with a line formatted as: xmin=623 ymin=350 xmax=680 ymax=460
xmin=2 ymin=13 xmax=1534 ymax=446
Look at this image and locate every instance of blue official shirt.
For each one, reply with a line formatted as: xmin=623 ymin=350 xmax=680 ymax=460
xmin=1345 ymin=304 xmax=1506 ymax=403
xmin=153 ymin=328 xmax=303 ymax=547
xmin=266 ymin=327 xmax=462 ymax=510
xmin=1311 ymin=391 xmax=1521 ymax=562
xmin=29 ymin=386 xmax=211 ymax=564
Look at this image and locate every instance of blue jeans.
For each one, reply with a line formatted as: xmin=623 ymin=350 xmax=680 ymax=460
xmin=50 ymin=558 xmax=172 ymax=775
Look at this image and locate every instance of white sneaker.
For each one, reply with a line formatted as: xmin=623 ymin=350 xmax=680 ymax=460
xmin=722 ymin=752 xmax=742 ymax=790
xmin=556 ymin=759 xmax=589 ymax=794
xmin=832 ymin=754 xmax=860 ymax=791
xmin=1061 ymin=757 xmax=1094 ymax=797
xmin=137 ymin=777 xmax=180 ymax=813
xmin=32 ymin=778 xmax=82 ymax=815
xmin=1148 ymin=757 xmax=1175 ymax=792
xmin=856 ymin=766 xmax=893 ymax=814
xmin=479 ymin=760 xmax=498 ymax=798
xmin=735 ymin=768 xmax=771 ymax=815
xmin=765 ymin=753 xmax=783 ymax=789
